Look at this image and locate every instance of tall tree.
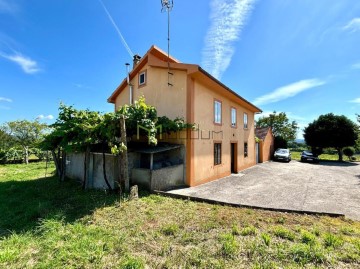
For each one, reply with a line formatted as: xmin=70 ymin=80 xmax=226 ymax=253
xmin=356 ymin=114 xmax=360 ymax=152
xmin=256 ymin=111 xmax=298 ymax=142
xmin=2 ymin=120 xmax=48 ymax=164
xmin=0 ymin=128 xmax=15 ymax=150
xmin=304 ymin=113 xmax=358 ymax=161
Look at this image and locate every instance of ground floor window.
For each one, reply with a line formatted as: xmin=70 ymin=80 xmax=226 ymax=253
xmin=244 ymin=142 xmax=248 ymax=157
xmin=214 ymin=143 xmax=222 ymax=165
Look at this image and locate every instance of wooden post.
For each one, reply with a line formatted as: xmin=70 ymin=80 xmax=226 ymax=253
xmin=120 ymin=115 xmax=130 ymax=192
xmin=150 ymin=153 xmax=154 ymax=170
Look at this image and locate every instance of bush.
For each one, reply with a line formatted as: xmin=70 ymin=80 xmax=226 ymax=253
xmin=343 ymin=147 xmax=355 ymax=161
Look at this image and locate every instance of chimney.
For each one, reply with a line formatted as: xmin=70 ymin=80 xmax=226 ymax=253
xmin=133 ymin=54 xmax=141 ymax=69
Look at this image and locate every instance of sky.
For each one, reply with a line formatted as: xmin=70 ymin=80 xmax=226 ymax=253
xmin=1 ymin=0 xmax=360 ymax=139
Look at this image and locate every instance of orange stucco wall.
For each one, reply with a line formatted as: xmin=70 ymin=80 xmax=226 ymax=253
xmin=113 ymin=62 xmax=257 ymax=187
xmin=260 ymin=130 xmax=274 ymax=162
xmin=115 ymin=65 xmax=187 ymax=120
xmin=191 ymin=80 xmax=256 ymax=185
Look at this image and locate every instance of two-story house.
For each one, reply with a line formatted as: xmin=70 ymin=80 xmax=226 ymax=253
xmin=108 ymin=45 xmax=262 ymax=187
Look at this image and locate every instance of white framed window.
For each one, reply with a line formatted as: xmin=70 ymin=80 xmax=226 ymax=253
xmin=231 ymin=107 xmax=237 ymax=128
xmin=139 ymin=70 xmax=146 ymax=86
xmin=244 ymin=113 xmax=248 ymax=129
xmin=214 ymin=100 xmax=222 ymax=125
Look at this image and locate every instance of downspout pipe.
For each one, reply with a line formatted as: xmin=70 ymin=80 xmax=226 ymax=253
xmin=125 ymin=63 xmax=133 ymax=105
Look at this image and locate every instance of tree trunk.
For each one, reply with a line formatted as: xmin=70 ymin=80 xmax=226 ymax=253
xmin=120 ymin=115 xmax=129 ymax=192
xmin=52 ymin=150 xmax=61 ymax=178
xmin=82 ymin=146 xmax=90 ymax=189
xmin=61 ymin=150 xmax=66 ymax=182
xmin=102 ymin=142 xmax=113 ymax=191
xmin=24 ymin=146 xmax=29 ymax=165
xmin=337 ymin=147 xmax=343 ymax=162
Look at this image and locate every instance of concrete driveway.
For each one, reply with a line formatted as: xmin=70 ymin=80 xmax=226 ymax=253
xmin=168 ymin=161 xmax=360 ymax=220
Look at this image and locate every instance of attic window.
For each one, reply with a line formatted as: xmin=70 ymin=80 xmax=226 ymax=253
xmin=139 ymin=70 xmax=146 ymax=86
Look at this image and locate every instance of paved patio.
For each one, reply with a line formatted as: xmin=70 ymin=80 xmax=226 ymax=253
xmin=167 ymin=161 xmax=360 ymax=220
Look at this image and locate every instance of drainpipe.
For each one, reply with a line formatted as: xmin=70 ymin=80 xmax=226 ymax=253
xmin=125 ymin=63 xmax=133 ymax=105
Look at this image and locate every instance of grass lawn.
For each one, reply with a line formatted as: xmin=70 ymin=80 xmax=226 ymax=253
xmin=291 ymin=151 xmax=360 ymax=162
xmin=1 ymin=163 xmax=360 ymax=268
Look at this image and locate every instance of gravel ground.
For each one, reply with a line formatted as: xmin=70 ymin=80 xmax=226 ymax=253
xmin=168 ymin=161 xmax=360 ymax=220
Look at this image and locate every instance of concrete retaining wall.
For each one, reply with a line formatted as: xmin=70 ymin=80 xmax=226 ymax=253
xmin=132 ymin=164 xmax=184 ymax=191
xmin=66 ymin=151 xmax=184 ymax=191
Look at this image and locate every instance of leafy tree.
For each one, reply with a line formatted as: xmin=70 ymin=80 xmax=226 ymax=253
xmin=256 ymin=111 xmax=298 ymax=146
xmin=41 ymin=103 xmax=107 ymax=185
xmin=304 ymin=113 xmax=358 ymax=161
xmin=274 ymin=136 xmax=288 ymax=149
xmin=2 ymin=120 xmax=48 ymax=164
xmin=42 ymin=97 xmax=194 ymax=191
xmin=356 ymin=114 xmax=360 ymax=152
xmin=0 ymin=128 xmax=15 ymax=150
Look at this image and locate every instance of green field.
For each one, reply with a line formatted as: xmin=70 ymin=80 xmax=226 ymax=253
xmin=290 ymin=151 xmax=360 ymax=162
xmin=1 ymin=162 xmax=360 ymax=268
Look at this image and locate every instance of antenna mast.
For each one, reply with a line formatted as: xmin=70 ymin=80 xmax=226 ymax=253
xmin=161 ymin=0 xmax=174 ymax=87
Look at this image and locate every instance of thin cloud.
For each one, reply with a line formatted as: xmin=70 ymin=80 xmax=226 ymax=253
xmin=36 ymin=114 xmax=54 ymax=120
xmin=0 ymin=0 xmax=18 ymax=14
xmin=343 ymin=18 xmax=360 ymax=33
xmin=351 ymin=62 xmax=360 ymax=69
xmin=253 ymin=78 xmax=326 ymax=106
xmin=201 ymin=0 xmax=256 ymax=79
xmin=98 ymin=0 xmax=133 ymax=58
xmin=0 ymin=52 xmax=41 ymax=74
xmin=0 ymin=97 xmax=12 ymax=102
xmin=349 ymin=97 xmax=360 ymax=104
xmin=286 ymin=112 xmax=306 ymax=121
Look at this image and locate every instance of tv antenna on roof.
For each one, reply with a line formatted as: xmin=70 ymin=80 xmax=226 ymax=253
xmin=161 ymin=0 xmax=174 ymax=87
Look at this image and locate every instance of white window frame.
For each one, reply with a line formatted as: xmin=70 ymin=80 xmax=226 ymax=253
xmin=214 ymin=100 xmax=222 ymax=125
xmin=244 ymin=113 xmax=248 ymax=129
xmin=231 ymin=107 xmax=237 ymax=128
xmin=139 ymin=71 xmax=146 ymax=86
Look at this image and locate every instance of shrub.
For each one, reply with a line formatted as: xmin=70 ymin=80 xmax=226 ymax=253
xmin=343 ymin=147 xmax=355 ymax=161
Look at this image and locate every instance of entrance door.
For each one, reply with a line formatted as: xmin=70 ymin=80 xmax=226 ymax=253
xmin=230 ymin=143 xmax=237 ymax=173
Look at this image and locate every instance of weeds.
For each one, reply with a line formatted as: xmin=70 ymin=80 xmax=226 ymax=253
xmin=219 ymin=233 xmax=239 ymax=258
xmin=241 ymin=226 xmax=257 ymax=236
xmin=261 ymin=233 xmax=271 ymax=247
xmin=323 ymin=233 xmax=343 ymax=248
xmin=1 ymin=162 xmax=360 ymax=268
xmin=273 ymin=226 xmax=295 ymax=241
xmin=289 ymin=243 xmax=326 ymax=265
xmin=120 ymin=256 xmax=145 ymax=269
xmin=300 ymin=230 xmax=316 ymax=245
xmin=160 ymin=223 xmax=179 ymax=236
